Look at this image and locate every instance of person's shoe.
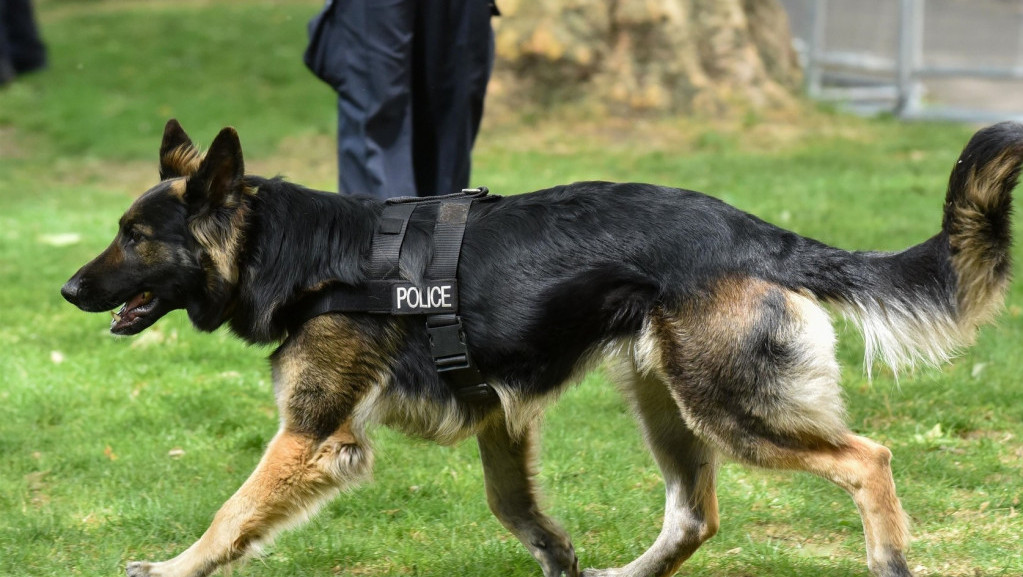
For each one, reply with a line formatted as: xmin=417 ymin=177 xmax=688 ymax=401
xmin=12 ymin=53 xmax=46 ymax=75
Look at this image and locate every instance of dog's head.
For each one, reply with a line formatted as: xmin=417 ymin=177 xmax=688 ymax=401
xmin=62 ymin=119 xmax=250 ymax=335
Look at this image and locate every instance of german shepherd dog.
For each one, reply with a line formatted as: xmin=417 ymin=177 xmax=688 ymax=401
xmin=62 ymin=119 xmax=1022 ymax=577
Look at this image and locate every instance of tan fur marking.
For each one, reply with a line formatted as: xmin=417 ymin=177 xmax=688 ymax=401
xmin=166 ymin=177 xmax=188 ymax=201
xmin=964 ymin=148 xmax=1020 ymax=209
xmin=135 ymin=239 xmax=172 ymax=267
xmin=699 ymin=487 xmax=720 ymax=542
xmin=949 ymin=149 xmax=1017 ymax=330
xmin=642 ymin=276 xmax=847 ymax=449
xmin=102 ymin=244 xmax=125 ymax=267
xmin=188 ymin=184 xmax=259 ymax=292
xmin=274 ymin=315 xmax=399 ymax=414
xmin=767 ymin=435 xmax=911 ymax=572
xmin=696 ymin=275 xmax=774 ymax=326
xmin=190 ymin=204 xmax=247 ymax=287
xmin=641 ymin=275 xmax=772 ymax=372
xmin=234 ymin=423 xmax=363 ymax=544
xmin=162 ymin=143 xmax=204 ymax=179
xmin=643 ymin=275 xmax=773 ymax=371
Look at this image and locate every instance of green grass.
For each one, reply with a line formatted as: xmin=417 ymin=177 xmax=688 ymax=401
xmin=1 ymin=1 xmax=1022 ymax=576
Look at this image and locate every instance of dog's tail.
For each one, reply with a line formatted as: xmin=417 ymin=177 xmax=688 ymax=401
xmin=809 ymin=122 xmax=1023 ymax=374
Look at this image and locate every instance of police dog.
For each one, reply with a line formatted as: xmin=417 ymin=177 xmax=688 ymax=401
xmin=62 ymin=120 xmax=1022 ymax=577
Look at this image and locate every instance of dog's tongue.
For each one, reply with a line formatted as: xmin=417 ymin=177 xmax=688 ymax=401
xmin=111 ymin=292 xmax=153 ymax=329
xmin=123 ymin=292 xmax=151 ymax=312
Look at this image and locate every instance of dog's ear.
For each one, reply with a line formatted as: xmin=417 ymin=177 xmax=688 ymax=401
xmin=186 ymin=127 xmax=245 ymax=210
xmin=159 ymin=119 xmax=202 ymax=180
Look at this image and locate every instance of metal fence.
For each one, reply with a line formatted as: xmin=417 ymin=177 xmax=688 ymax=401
xmin=779 ymin=0 xmax=1023 ymax=121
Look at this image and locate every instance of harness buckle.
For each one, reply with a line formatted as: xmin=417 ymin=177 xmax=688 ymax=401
xmin=425 ymin=313 xmax=496 ymax=403
xmin=426 ymin=313 xmax=471 ymax=370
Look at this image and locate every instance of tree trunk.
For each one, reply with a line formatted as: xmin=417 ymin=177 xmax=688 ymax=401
xmin=490 ymin=0 xmax=802 ymax=116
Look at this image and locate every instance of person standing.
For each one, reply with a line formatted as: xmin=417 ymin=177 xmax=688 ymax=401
xmin=305 ymin=0 xmax=498 ymax=199
xmin=0 ymin=0 xmax=47 ymax=86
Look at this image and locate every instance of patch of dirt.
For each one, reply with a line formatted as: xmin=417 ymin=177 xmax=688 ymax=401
xmin=0 ymin=126 xmax=25 ymax=158
xmin=39 ymin=110 xmax=877 ymax=198
xmin=0 ymin=124 xmax=54 ymax=161
xmin=248 ymin=132 xmax=337 ymax=192
xmin=477 ymin=106 xmax=876 ymax=157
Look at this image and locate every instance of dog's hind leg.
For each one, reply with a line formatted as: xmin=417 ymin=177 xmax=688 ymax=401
xmin=648 ymin=280 xmax=912 ymax=577
xmin=757 ymin=435 xmax=913 ymax=577
xmin=581 ymin=360 xmax=719 ymax=577
xmin=478 ymin=417 xmax=580 ymax=577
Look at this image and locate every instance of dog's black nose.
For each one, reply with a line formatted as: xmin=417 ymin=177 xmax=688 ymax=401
xmin=61 ymin=277 xmax=81 ymax=304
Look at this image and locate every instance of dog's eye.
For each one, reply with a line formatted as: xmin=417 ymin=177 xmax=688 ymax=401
xmin=123 ymin=227 xmax=145 ymax=246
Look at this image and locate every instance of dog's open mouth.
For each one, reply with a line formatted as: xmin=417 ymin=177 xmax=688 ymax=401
xmin=110 ymin=291 xmax=162 ymax=335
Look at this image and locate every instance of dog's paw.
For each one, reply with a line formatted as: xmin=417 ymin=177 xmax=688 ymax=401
xmin=545 ymin=554 xmax=580 ymax=577
xmin=532 ymin=535 xmax=579 ymax=577
xmin=870 ymin=549 xmax=914 ymax=577
xmin=579 ymin=569 xmax=620 ymax=577
xmin=126 ymin=561 xmax=153 ymax=577
xmin=125 ymin=558 xmax=206 ymax=577
xmin=874 ymin=559 xmax=915 ymax=577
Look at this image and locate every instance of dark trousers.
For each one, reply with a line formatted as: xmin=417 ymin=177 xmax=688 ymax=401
xmin=0 ymin=0 xmax=47 ymax=74
xmin=328 ymin=0 xmax=493 ymax=198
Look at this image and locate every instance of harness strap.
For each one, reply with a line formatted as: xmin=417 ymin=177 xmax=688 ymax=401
xmin=288 ymin=280 xmax=393 ymax=319
xmin=426 ymin=200 xmax=472 ymax=282
xmin=426 ymin=313 xmax=494 ymax=402
xmin=418 ymin=194 xmax=492 ymax=402
xmin=285 ymin=188 xmax=496 ymax=404
xmin=370 ymin=202 xmax=417 ymax=279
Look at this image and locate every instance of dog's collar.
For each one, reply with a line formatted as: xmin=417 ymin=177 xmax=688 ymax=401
xmin=287 ymin=188 xmax=498 ymax=404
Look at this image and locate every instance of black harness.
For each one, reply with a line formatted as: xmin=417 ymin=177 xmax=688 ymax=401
xmin=289 ymin=187 xmax=498 ymax=403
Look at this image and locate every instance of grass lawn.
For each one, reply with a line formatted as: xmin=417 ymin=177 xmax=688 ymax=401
xmin=1 ymin=1 xmax=1021 ymax=576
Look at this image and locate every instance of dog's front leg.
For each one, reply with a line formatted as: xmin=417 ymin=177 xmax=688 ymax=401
xmin=478 ymin=418 xmax=579 ymax=577
xmin=125 ymin=316 xmax=393 ymax=577
xmin=126 ymin=422 xmax=371 ymax=577
xmin=126 ymin=425 xmax=370 ymax=577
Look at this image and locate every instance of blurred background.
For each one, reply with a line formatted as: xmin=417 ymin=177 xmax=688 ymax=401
xmin=1 ymin=1 xmax=1021 ymax=576
xmin=782 ymin=0 xmax=1023 ymax=120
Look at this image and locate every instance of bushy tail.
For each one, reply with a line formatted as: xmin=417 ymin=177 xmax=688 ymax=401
xmin=825 ymin=122 xmax=1023 ymax=374
xmin=942 ymin=122 xmax=1022 ymax=330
